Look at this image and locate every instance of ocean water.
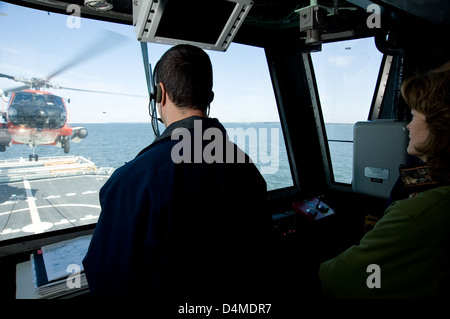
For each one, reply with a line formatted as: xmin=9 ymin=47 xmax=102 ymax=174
xmin=1 ymin=122 xmax=354 ymax=190
xmin=325 ymin=123 xmax=354 ymax=184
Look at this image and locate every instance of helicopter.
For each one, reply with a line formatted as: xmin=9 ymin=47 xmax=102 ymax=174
xmin=0 ymin=30 xmax=142 ymax=161
xmin=0 ymin=79 xmax=88 ymax=160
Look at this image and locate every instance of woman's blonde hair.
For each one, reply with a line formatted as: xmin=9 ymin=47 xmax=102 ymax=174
xmin=401 ymin=61 xmax=450 ymax=183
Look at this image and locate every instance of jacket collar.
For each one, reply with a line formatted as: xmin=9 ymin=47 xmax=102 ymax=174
xmin=136 ymin=116 xmax=224 ymax=158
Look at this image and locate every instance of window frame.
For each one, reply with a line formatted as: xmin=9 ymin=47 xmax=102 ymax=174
xmin=305 ymin=36 xmax=386 ymax=190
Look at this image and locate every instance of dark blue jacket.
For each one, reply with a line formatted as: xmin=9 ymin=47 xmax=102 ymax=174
xmin=83 ymin=116 xmax=273 ymax=299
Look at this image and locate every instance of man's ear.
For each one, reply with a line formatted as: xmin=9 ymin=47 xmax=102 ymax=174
xmin=159 ymin=82 xmax=167 ymax=106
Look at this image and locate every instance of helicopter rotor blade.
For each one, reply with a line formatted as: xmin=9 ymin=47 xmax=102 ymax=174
xmin=1 ymin=85 xmax=30 ymax=96
xmin=46 ymin=29 xmax=132 ymax=82
xmin=57 ymin=85 xmax=146 ymax=98
xmin=0 ymin=73 xmax=16 ymax=81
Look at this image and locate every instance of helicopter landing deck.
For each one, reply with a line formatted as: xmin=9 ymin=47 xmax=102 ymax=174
xmin=0 ymin=156 xmax=112 ymax=241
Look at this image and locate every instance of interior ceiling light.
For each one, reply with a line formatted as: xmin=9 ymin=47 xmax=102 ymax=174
xmin=84 ymin=0 xmax=113 ymax=11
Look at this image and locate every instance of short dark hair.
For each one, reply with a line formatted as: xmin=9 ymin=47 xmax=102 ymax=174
xmin=155 ymin=44 xmax=213 ymax=112
xmin=401 ymin=61 xmax=450 ymax=183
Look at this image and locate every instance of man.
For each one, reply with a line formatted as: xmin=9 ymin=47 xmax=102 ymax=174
xmin=83 ymin=44 xmax=273 ymax=300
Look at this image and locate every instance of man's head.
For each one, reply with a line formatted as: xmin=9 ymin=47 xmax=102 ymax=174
xmin=154 ymin=44 xmax=214 ymax=113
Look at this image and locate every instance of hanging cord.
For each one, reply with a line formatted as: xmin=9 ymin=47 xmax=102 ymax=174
xmin=41 ymin=194 xmax=77 ymax=227
xmin=148 ymin=99 xmax=162 ymax=138
xmin=141 ymin=42 xmax=160 ymax=138
xmin=0 ymin=195 xmax=17 ymax=235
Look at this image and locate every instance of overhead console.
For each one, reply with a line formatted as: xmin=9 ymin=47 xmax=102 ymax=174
xmin=132 ymin=0 xmax=254 ymax=51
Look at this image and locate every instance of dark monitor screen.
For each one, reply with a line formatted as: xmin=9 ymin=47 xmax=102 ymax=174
xmin=134 ymin=0 xmax=253 ymax=51
xmin=155 ymin=0 xmax=237 ymax=45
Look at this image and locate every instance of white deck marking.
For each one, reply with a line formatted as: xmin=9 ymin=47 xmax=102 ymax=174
xmin=4 ymin=203 xmax=101 ymax=215
xmin=82 ymin=191 xmax=97 ymax=195
xmin=45 ymin=195 xmax=61 ymax=199
xmin=0 ymin=200 xmax=16 ymax=206
xmin=80 ymin=214 xmax=99 ymax=221
xmin=23 ymin=180 xmax=40 ymax=224
xmin=21 ymin=180 xmax=53 ymax=234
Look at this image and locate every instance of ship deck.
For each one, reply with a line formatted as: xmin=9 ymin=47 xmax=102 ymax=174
xmin=0 ymin=156 xmax=112 ymax=241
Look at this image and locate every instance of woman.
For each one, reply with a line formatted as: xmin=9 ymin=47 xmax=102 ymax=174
xmin=319 ymin=61 xmax=450 ymax=298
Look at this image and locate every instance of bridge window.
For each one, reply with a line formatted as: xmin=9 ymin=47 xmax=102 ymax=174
xmin=0 ymin=2 xmax=293 ymax=243
xmin=311 ymin=38 xmax=383 ymax=184
xmin=201 ymin=44 xmax=295 ymax=191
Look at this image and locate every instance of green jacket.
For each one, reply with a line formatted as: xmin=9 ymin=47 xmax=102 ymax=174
xmin=319 ymin=185 xmax=450 ymax=298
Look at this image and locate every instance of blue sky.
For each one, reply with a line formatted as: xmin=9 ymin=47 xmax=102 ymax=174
xmin=0 ymin=1 xmax=382 ymax=124
xmin=312 ymin=38 xmax=383 ymax=123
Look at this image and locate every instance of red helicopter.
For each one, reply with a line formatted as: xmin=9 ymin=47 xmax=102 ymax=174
xmin=0 ymin=81 xmax=88 ymax=161
xmin=0 ymin=32 xmax=142 ymax=161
